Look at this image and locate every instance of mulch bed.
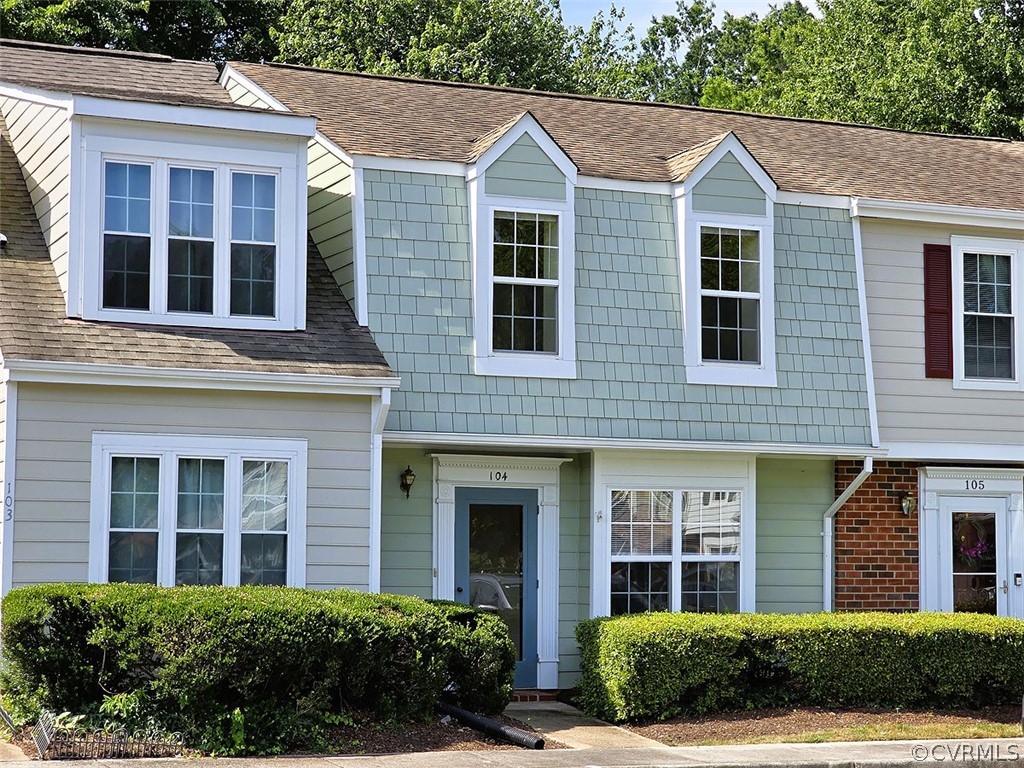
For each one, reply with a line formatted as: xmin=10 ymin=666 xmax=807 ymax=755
xmin=628 ymin=706 xmax=1023 ymax=745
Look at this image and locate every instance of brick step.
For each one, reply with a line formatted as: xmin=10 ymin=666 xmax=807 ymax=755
xmin=511 ymin=689 xmax=560 ymax=702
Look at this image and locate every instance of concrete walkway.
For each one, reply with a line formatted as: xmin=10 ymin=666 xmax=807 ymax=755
xmin=3 ymin=738 xmax=1024 ymax=767
xmin=504 ymin=700 xmax=662 ymax=749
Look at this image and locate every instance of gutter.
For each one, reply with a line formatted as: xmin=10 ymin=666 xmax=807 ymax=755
xmin=823 ymin=456 xmax=873 ymax=612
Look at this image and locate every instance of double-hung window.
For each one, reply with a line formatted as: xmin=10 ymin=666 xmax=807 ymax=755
xmin=492 ymin=211 xmax=559 ymax=354
xmin=700 ymin=226 xmax=761 ymax=364
xmin=79 ymin=121 xmax=305 ymax=330
xmin=951 ymin=236 xmax=1023 ymax=390
xmin=609 ymin=489 xmax=742 ymax=615
xmin=92 ymin=435 xmax=306 ymax=587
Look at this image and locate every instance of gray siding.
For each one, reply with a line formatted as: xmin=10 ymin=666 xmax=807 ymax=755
xmin=484 ymin=133 xmax=566 ymax=201
xmin=380 ymin=445 xmax=434 ymax=598
xmin=11 ymin=383 xmax=373 ymax=590
xmin=364 ymin=170 xmax=872 ymax=446
xmin=558 ymin=454 xmax=590 ymax=687
xmin=861 ymin=219 xmax=1024 ymax=448
xmin=0 ymin=96 xmax=71 ymax=294
xmin=307 ymin=140 xmax=356 ymax=303
xmin=692 ymin=152 xmax=765 ymax=216
xmin=755 ymin=457 xmax=831 ymax=612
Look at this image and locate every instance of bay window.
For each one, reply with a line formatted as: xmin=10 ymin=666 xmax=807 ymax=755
xmin=91 ymin=435 xmax=306 ymax=587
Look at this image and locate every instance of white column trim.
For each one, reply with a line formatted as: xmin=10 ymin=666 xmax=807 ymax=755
xmin=368 ymin=389 xmax=391 ymax=592
xmin=431 ymin=453 xmax=570 ymax=689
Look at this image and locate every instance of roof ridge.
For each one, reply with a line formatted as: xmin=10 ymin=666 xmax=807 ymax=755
xmin=0 ymin=37 xmax=173 ymax=62
xmin=252 ymin=61 xmax=1015 ymax=146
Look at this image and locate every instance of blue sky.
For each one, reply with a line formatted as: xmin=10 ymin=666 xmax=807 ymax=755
xmin=558 ymin=1 xmax=804 ymax=30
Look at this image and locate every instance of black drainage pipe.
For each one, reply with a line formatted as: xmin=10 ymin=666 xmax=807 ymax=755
xmin=436 ymin=701 xmax=545 ymax=750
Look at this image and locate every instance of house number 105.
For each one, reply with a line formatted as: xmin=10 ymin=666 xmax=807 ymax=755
xmin=490 ymin=471 xmax=509 ymax=481
xmin=965 ymin=479 xmax=985 ymax=490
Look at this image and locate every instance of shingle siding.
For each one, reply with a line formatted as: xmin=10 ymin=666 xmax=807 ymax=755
xmin=365 ymin=169 xmax=872 ymax=445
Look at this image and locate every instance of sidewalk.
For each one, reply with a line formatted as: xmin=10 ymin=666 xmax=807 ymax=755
xmin=4 ymin=739 xmax=1024 ymax=768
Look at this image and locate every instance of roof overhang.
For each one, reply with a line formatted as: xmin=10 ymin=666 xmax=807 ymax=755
xmin=1 ymin=359 xmax=399 ymax=397
xmin=852 ymin=196 xmax=1024 ymax=231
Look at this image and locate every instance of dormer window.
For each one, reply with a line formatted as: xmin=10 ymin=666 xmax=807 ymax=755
xmin=76 ymin=119 xmax=307 ymax=331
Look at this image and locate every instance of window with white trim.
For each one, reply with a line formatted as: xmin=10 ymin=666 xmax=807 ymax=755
xmin=78 ymin=121 xmax=306 ymax=330
xmin=951 ymin=236 xmax=1024 ymax=391
xmin=492 ymin=211 xmax=559 ymax=353
xmin=609 ymin=489 xmax=742 ymax=615
xmin=700 ymin=226 xmax=761 ymax=364
xmin=92 ymin=435 xmax=306 ymax=587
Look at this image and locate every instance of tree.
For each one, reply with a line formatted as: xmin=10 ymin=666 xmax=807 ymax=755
xmin=0 ymin=0 xmax=284 ymax=61
xmin=273 ymin=0 xmax=575 ymax=90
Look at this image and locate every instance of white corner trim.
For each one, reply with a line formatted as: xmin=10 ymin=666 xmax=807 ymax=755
xmin=352 ymin=165 xmax=369 ymax=326
xmin=676 ymin=133 xmax=777 ymax=201
xmin=468 ymin=112 xmax=577 ymax=184
xmin=367 ymin=389 xmax=391 ymax=593
xmin=851 ymin=217 xmax=880 ymax=447
xmin=883 ymin=442 xmax=1024 ymax=463
xmin=431 ymin=453 xmax=570 ymax=689
xmin=71 ymin=94 xmax=316 ymax=137
xmin=3 ymin=359 xmax=400 ymax=396
xmin=88 ymin=432 xmax=308 ymax=588
xmin=217 ymin=65 xmax=292 ymax=113
xmin=385 ymin=430 xmax=887 ymax=457
xmin=852 ymin=197 xmax=1024 ymax=231
xmin=1 ymin=381 xmax=17 ymax=597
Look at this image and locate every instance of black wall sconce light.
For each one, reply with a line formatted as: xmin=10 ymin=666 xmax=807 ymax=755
xmin=899 ymin=491 xmax=917 ymax=516
xmin=399 ymin=466 xmax=416 ymax=498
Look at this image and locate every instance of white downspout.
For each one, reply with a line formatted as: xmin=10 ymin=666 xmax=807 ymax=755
xmin=823 ymin=456 xmax=873 ymax=612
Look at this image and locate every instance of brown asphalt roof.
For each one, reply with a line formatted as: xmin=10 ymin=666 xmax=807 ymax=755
xmin=0 ymin=38 xmax=256 ymax=112
xmin=233 ymin=62 xmax=1024 ymax=213
xmin=0 ymin=115 xmax=393 ymax=379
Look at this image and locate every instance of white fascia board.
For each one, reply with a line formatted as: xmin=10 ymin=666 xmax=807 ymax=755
xmin=852 ymin=197 xmax=1024 ymax=231
xmin=4 ymin=359 xmax=399 ymax=396
xmin=0 ymin=82 xmax=73 ymax=110
xmin=217 ymin=65 xmax=291 ymax=112
xmin=776 ymin=191 xmax=851 ymax=209
xmin=677 ymin=133 xmax=777 ymax=201
xmin=578 ymin=176 xmax=672 ymax=196
xmin=70 ymin=94 xmax=316 ymax=138
xmin=469 ymin=112 xmax=577 ymax=183
xmin=383 ymin=430 xmax=887 ymax=457
xmin=884 ymin=442 xmax=1024 ymax=463
xmin=352 ymin=154 xmax=464 ymax=176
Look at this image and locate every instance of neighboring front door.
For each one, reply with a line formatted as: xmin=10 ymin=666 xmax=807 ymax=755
xmin=940 ymin=495 xmax=1020 ymax=617
xmin=454 ymin=487 xmax=538 ymax=688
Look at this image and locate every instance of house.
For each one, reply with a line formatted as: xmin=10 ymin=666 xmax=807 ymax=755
xmin=1 ymin=39 xmax=1021 ymax=693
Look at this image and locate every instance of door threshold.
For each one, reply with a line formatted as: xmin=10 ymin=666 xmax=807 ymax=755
xmin=511 ymin=689 xmax=560 ymax=702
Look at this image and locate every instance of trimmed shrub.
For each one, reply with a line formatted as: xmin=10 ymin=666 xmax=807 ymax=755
xmin=1 ymin=584 xmax=515 ymax=754
xmin=576 ymin=612 xmax=1024 ymax=722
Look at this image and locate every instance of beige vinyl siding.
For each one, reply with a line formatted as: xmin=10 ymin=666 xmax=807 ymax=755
xmin=0 ymin=96 xmax=71 ymax=294
xmin=379 ymin=446 xmax=434 ymax=598
xmin=223 ymin=80 xmax=274 ymax=110
xmin=692 ymin=152 xmax=766 ymax=216
xmin=307 ymin=140 xmax=356 ymax=303
xmin=861 ymin=218 xmax=1024 ymax=447
xmin=558 ymin=454 xmax=590 ymax=688
xmin=12 ymin=383 xmax=373 ymax=590
xmin=484 ymin=133 xmax=566 ymax=201
xmin=755 ymin=457 xmax=831 ymax=612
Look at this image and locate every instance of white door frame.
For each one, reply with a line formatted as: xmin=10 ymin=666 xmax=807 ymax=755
xmin=431 ymin=454 xmax=570 ymax=689
xmin=919 ymin=467 xmax=1024 ymax=617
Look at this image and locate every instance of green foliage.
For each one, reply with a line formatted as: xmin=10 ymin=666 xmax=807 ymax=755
xmin=1 ymin=584 xmax=515 ymax=754
xmin=576 ymin=612 xmax=1024 ymax=723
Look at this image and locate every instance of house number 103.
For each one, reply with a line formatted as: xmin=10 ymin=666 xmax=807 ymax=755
xmin=490 ymin=471 xmax=509 ymax=481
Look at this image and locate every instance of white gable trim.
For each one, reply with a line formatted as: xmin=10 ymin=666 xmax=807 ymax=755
xmin=675 ymin=132 xmax=777 ymax=201
xmin=467 ymin=112 xmax=577 ymax=184
xmin=218 ymin=65 xmax=291 ymax=113
xmin=0 ymin=82 xmax=73 ymax=110
xmin=3 ymin=359 xmax=399 ymax=396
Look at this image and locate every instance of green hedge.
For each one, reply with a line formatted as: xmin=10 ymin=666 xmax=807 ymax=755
xmin=576 ymin=612 xmax=1024 ymax=722
xmin=1 ymin=584 xmax=515 ymax=753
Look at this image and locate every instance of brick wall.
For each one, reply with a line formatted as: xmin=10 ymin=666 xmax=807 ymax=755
xmin=834 ymin=460 xmax=920 ymax=611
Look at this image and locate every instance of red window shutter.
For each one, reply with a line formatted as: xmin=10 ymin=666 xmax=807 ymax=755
xmin=923 ymin=243 xmax=953 ymax=378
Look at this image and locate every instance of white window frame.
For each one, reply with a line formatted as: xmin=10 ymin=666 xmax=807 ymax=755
xmin=74 ymin=119 xmax=307 ymax=331
xmin=88 ymin=433 xmax=307 ymax=587
xmin=951 ymin=236 xmax=1024 ymax=392
xmin=467 ymin=115 xmax=578 ymax=379
xmin=674 ymin=138 xmax=778 ymax=387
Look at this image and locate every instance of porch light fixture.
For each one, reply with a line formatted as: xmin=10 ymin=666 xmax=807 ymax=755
xmin=399 ymin=466 xmax=416 ymax=498
xmin=899 ymin=491 xmax=917 ymax=516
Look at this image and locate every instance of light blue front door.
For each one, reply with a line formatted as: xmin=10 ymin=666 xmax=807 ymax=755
xmin=454 ymin=487 xmax=539 ymax=689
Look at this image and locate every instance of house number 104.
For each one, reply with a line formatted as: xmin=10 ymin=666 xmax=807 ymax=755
xmin=490 ymin=471 xmax=509 ymax=481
